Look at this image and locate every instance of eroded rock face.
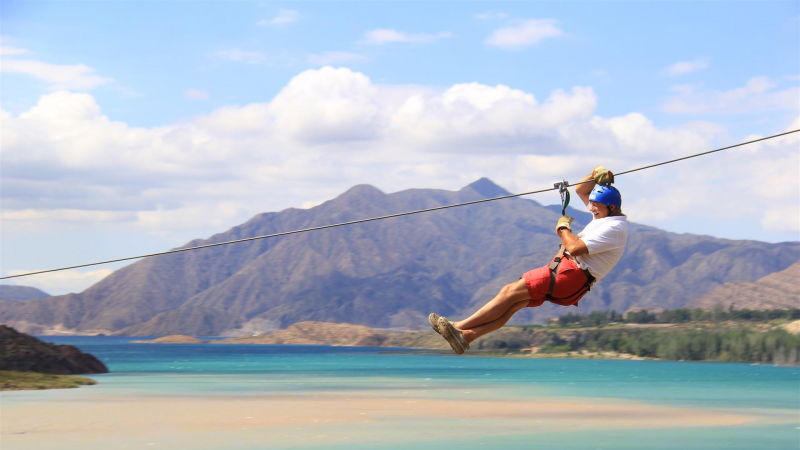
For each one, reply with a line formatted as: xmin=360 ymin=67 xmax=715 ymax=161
xmin=0 ymin=325 xmax=108 ymax=374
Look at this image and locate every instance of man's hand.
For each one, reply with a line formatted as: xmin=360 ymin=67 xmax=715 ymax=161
xmin=556 ymin=216 xmax=574 ymax=235
xmin=593 ymin=165 xmax=614 ymax=185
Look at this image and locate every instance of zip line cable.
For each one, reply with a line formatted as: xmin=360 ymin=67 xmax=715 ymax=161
xmin=2 ymin=129 xmax=797 ymax=281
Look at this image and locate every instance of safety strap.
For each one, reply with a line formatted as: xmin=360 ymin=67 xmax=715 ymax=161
xmin=546 ymin=245 xmax=566 ymax=299
xmin=545 ymin=245 xmax=596 ymax=302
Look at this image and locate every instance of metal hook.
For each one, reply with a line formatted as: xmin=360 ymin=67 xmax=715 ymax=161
xmin=554 ymin=180 xmax=570 ymax=216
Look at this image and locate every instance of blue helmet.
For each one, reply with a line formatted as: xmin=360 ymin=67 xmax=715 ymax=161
xmin=589 ymin=185 xmax=622 ymax=211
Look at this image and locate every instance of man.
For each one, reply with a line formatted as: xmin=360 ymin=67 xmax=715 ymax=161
xmin=430 ymin=165 xmax=628 ymax=354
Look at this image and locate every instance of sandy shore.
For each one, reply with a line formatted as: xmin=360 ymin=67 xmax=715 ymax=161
xmin=2 ymin=388 xmax=789 ymax=450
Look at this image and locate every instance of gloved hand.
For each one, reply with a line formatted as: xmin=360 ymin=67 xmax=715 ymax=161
xmin=556 ymin=216 xmax=574 ymax=235
xmin=593 ymin=165 xmax=614 ymax=185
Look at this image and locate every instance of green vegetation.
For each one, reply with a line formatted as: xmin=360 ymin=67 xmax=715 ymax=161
xmin=513 ymin=307 xmax=800 ymax=365
xmin=556 ymin=307 xmax=800 ymax=328
xmin=0 ymin=371 xmax=97 ymax=391
xmin=537 ymin=327 xmax=799 ymax=365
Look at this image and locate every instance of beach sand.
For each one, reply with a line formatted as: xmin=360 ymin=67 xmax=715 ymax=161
xmin=2 ymin=388 xmax=790 ymax=450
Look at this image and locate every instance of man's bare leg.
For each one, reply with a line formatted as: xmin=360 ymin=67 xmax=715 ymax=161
xmin=459 ymin=299 xmax=529 ymax=343
xmin=453 ymin=278 xmax=530 ymax=331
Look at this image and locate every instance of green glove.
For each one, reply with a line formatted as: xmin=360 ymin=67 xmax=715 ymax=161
xmin=556 ymin=216 xmax=574 ymax=235
xmin=593 ymin=165 xmax=614 ymax=185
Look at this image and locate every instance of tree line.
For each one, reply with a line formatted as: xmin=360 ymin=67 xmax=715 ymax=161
xmin=541 ymin=327 xmax=800 ymax=366
xmin=536 ymin=306 xmax=800 ymax=366
xmin=556 ymin=306 xmax=800 ymax=328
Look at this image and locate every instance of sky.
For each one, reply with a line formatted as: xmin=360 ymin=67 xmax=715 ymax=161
xmin=1 ymin=0 xmax=799 ymax=295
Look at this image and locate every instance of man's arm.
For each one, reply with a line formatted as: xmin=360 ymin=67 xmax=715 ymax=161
xmin=575 ymin=171 xmax=596 ymax=207
xmin=576 ymin=165 xmax=614 ymax=207
xmin=558 ymin=228 xmax=588 ymax=256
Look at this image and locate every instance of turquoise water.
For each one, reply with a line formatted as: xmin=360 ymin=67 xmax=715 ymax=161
xmin=4 ymin=336 xmax=799 ymax=449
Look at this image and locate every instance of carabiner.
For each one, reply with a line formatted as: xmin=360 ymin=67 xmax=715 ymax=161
xmin=554 ymin=179 xmax=570 ymax=216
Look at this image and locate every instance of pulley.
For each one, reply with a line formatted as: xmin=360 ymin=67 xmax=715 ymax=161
xmin=554 ymin=179 xmax=570 ymax=216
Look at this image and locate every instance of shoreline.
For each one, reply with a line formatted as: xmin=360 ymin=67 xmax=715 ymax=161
xmin=3 ymin=387 xmax=789 ymax=450
xmin=380 ymin=348 xmax=656 ymax=360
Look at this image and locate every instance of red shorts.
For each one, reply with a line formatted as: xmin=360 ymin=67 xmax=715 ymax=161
xmin=522 ymin=257 xmax=591 ymax=308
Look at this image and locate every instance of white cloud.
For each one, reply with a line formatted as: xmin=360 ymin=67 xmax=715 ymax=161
xmin=3 ymin=269 xmax=113 ymax=295
xmin=2 ymin=67 xmax=797 ymax=267
xmin=485 ymin=19 xmax=563 ymax=49
xmin=665 ymin=58 xmax=709 ymax=76
xmin=300 ymin=200 xmax=324 ymax=209
xmin=258 ymin=10 xmax=298 ymax=26
xmin=361 ymin=29 xmax=452 ymax=45
xmin=0 ymin=45 xmax=29 ymax=56
xmin=475 ymin=11 xmax=509 ymax=20
xmin=214 ymin=49 xmax=266 ymax=65
xmin=184 ymin=88 xmax=210 ymax=101
xmin=0 ymin=58 xmax=113 ymax=90
xmin=623 ymin=124 xmax=799 ymax=235
xmin=761 ymin=208 xmax=800 ymax=233
xmin=661 ymin=76 xmax=800 ymax=113
xmin=2 ymin=209 xmax=134 ymax=223
xmin=136 ymin=202 xmax=245 ymax=235
xmin=19 ymin=90 xmax=104 ymax=121
xmin=307 ymin=51 xmax=368 ymax=66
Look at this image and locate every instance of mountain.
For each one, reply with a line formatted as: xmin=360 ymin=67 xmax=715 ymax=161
xmin=686 ymin=262 xmax=800 ymax=310
xmin=0 ymin=285 xmax=51 ymax=301
xmin=1 ymin=178 xmax=798 ymax=336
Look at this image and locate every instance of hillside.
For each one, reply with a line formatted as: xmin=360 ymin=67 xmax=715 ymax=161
xmin=0 ymin=325 xmax=108 ymax=374
xmin=131 ymin=335 xmax=206 ymax=344
xmin=0 ymin=285 xmax=51 ymax=301
xmin=216 ymin=322 xmax=399 ymax=347
xmin=1 ymin=178 xmax=798 ymax=336
xmin=133 ymin=320 xmax=800 ymax=366
xmin=687 ymin=262 xmax=800 ymax=310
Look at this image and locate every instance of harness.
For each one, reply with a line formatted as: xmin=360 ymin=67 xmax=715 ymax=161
xmin=545 ymin=245 xmax=596 ymax=302
xmin=547 ymin=179 xmax=595 ymax=302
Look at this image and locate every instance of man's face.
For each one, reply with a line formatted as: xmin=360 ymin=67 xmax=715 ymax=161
xmin=588 ymin=201 xmax=612 ymax=219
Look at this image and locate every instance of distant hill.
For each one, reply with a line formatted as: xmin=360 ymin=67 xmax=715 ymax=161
xmin=0 ymin=285 xmax=50 ymax=301
xmin=131 ymin=335 xmax=206 ymax=344
xmin=1 ymin=178 xmax=798 ymax=336
xmin=133 ymin=320 xmax=800 ymax=366
xmin=687 ymin=262 xmax=800 ymax=310
xmin=216 ymin=322 xmax=402 ymax=347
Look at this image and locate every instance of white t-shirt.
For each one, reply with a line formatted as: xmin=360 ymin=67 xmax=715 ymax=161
xmin=572 ymin=214 xmax=628 ymax=282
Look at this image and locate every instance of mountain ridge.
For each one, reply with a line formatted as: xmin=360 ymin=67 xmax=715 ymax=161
xmin=0 ymin=285 xmax=51 ymax=302
xmin=1 ymin=178 xmax=797 ymax=336
xmin=687 ymin=262 xmax=800 ymax=310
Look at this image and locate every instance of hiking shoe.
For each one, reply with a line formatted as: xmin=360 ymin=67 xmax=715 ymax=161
xmin=429 ymin=313 xmax=443 ymax=335
xmin=438 ymin=317 xmax=470 ymax=355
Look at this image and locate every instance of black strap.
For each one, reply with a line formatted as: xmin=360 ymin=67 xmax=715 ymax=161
xmin=545 ymin=260 xmax=596 ymax=302
xmin=545 ymin=257 xmax=562 ymax=300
